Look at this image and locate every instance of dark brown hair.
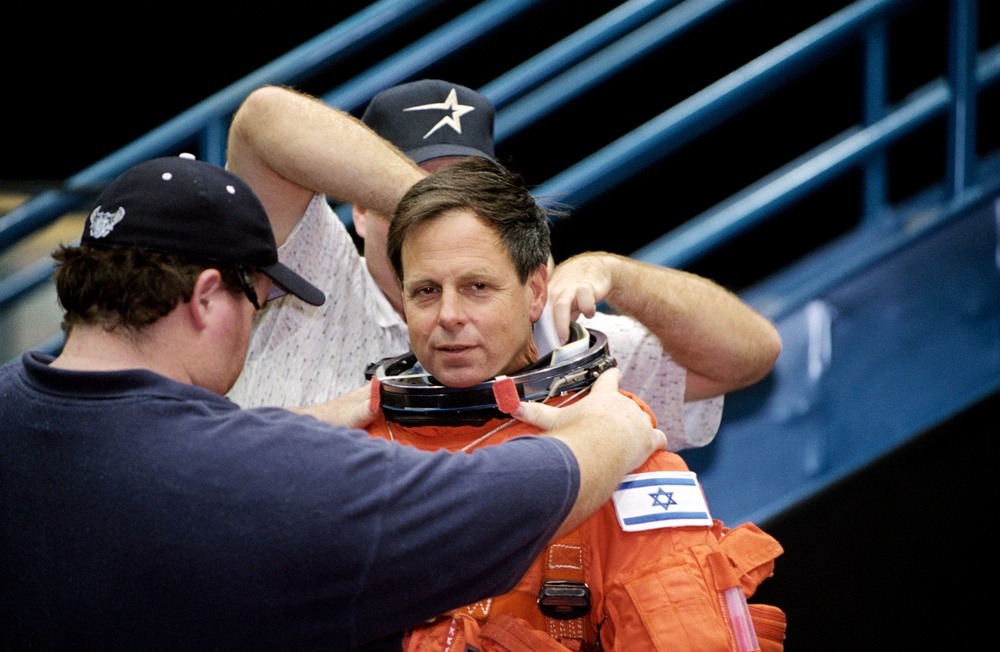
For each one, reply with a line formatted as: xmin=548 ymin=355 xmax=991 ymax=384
xmin=387 ymin=157 xmax=553 ymax=283
xmin=52 ymin=244 xmax=248 ymax=334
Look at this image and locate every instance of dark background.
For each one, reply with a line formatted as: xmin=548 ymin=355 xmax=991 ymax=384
xmin=1 ymin=1 xmax=370 ymax=188
xmin=6 ymin=0 xmax=998 ymax=296
xmin=4 ymin=2 xmax=995 ymax=649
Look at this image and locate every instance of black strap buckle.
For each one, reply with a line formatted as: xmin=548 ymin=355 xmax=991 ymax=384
xmin=538 ymin=580 xmax=591 ymax=620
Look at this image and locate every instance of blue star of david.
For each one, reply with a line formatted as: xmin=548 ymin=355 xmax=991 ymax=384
xmin=649 ymin=488 xmax=677 ymax=511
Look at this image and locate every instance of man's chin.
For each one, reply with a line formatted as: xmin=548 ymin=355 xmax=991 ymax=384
xmin=428 ymin=365 xmax=494 ymax=389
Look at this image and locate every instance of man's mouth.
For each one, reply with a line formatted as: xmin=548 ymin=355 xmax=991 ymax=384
xmin=437 ymin=344 xmax=473 ymax=353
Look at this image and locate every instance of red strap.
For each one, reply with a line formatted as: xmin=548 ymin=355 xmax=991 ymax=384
xmin=369 ymin=377 xmax=381 ymax=414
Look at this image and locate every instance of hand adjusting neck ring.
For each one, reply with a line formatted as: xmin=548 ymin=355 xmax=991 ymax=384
xmin=368 ymin=323 xmax=616 ymax=426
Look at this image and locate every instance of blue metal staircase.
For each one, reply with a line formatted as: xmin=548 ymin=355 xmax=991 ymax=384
xmin=2 ymin=0 xmax=998 ymax=534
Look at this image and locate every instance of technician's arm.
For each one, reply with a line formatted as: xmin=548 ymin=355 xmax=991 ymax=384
xmin=226 ymin=84 xmax=426 ymax=246
xmin=547 ymin=252 xmax=781 ymax=402
xmin=292 ymin=382 xmax=376 ymax=430
xmin=510 ymin=368 xmax=666 ymax=539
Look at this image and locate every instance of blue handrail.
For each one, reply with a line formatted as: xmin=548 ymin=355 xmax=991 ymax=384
xmin=530 ymin=0 xmax=910 ymax=209
xmin=321 ymin=0 xmax=539 ymax=112
xmin=325 ymin=0 xmax=693 ymax=217
xmin=0 ymin=0 xmax=446 ymax=253
xmin=494 ymin=0 xmax=736 ymax=141
xmin=632 ymin=41 xmax=1000 ymax=269
xmin=2 ymin=0 xmax=995 ymax=363
xmin=482 ymin=0 xmax=689 ymax=109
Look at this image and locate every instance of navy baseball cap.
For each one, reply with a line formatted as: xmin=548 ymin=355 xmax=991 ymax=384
xmin=361 ymin=79 xmax=497 ymax=165
xmin=82 ymin=154 xmax=325 ymax=306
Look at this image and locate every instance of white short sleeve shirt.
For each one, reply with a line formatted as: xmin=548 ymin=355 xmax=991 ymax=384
xmin=228 ymin=194 xmax=722 ymax=451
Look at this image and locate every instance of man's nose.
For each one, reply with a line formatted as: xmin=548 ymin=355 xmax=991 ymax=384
xmin=436 ymin=288 xmax=466 ymax=327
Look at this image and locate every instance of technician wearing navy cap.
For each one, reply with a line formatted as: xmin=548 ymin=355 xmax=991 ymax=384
xmin=0 ymin=155 xmax=665 ymax=651
xmin=82 ymin=152 xmax=326 ymax=308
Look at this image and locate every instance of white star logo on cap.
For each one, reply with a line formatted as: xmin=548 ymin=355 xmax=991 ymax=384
xmin=404 ymin=88 xmax=476 ymax=139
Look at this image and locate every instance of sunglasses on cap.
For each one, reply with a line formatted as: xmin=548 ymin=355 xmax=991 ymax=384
xmin=236 ymin=264 xmax=287 ymax=310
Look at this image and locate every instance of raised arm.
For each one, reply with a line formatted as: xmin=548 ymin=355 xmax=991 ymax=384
xmin=547 ymin=252 xmax=782 ymax=402
xmin=226 ymin=85 xmax=427 ymax=245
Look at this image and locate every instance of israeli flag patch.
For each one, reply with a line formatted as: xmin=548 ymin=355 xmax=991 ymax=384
xmin=612 ymin=471 xmax=713 ymax=532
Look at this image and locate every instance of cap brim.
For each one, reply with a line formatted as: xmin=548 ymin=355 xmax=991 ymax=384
xmin=261 ymin=262 xmax=326 ymax=306
xmin=405 ymin=143 xmax=498 ymax=166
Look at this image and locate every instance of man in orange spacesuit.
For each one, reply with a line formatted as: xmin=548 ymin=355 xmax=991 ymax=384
xmin=365 ymin=157 xmax=787 ymax=652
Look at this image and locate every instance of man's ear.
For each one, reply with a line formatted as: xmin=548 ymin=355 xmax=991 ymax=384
xmin=527 ymin=264 xmax=548 ymax=322
xmin=352 ymin=205 xmax=368 ymax=239
xmin=187 ymin=269 xmax=226 ymax=330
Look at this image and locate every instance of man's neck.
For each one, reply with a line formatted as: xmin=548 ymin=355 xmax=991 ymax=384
xmin=50 ymin=324 xmax=182 ymax=380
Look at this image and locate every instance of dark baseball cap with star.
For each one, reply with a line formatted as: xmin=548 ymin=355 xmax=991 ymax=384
xmin=361 ymin=79 xmax=497 ymax=165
